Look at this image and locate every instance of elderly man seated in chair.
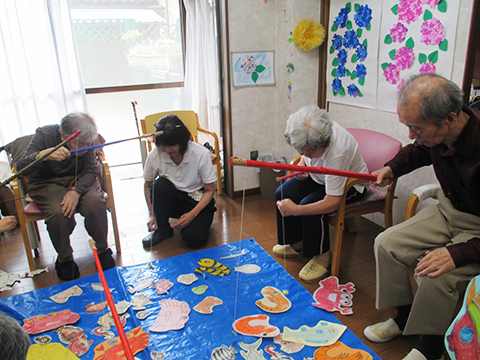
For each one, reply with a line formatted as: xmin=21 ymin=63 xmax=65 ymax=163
xmin=16 ymin=112 xmax=115 ymax=281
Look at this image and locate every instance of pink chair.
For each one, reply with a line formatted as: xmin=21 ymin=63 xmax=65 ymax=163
xmin=289 ymin=128 xmax=402 ymax=278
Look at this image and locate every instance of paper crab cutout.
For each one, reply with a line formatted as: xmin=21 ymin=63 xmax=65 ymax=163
xmin=312 ymin=276 xmax=355 ymax=315
xmin=255 ymin=286 xmax=291 ymax=314
xmin=283 ymin=320 xmax=346 ymax=347
xmin=150 ymin=299 xmax=190 ymax=332
xmin=314 ymin=341 xmax=373 ymax=360
xmin=233 ymin=314 xmax=280 ymax=338
xmin=22 ymin=310 xmax=80 ymax=335
xmin=93 ymin=326 xmax=149 ymax=360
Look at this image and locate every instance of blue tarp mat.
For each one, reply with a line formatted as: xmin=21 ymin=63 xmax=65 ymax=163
xmin=0 ymin=238 xmax=380 ymax=359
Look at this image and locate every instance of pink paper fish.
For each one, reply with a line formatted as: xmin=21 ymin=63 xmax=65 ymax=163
xmin=152 ymin=279 xmax=173 ymax=295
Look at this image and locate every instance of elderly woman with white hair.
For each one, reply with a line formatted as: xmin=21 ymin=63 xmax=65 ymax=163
xmin=274 ymin=105 xmax=369 ymax=282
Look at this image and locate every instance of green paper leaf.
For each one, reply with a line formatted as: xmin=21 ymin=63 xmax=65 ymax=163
xmin=424 ymin=9 xmax=433 ymax=20
xmin=381 ymin=62 xmax=389 ymax=71
xmin=333 ymin=91 xmax=338 ymax=96
xmin=359 ymin=77 xmax=365 ymax=86
xmin=331 ymin=24 xmax=338 ymax=32
xmin=389 ymin=49 xmax=396 ymax=61
xmin=332 ymin=58 xmax=339 ymax=66
xmin=406 ymin=37 xmax=415 ymax=49
xmin=357 ymin=28 xmax=363 ymax=38
xmin=366 ymin=24 xmax=371 ymax=31
xmin=351 ymin=53 xmax=358 ymax=63
xmin=384 ymin=34 xmax=393 ymax=45
xmin=439 ymin=39 xmax=448 ymax=52
xmin=428 ymin=50 xmax=439 ymax=63
xmin=358 ymin=89 xmax=364 ymax=97
xmin=256 ymin=65 xmax=265 ymax=73
xmin=351 ymin=71 xmax=356 ymax=80
xmin=330 ymin=46 xmax=335 ymax=54
xmin=346 ymin=69 xmax=351 ymax=76
xmin=339 ymin=87 xmax=346 ymax=96
xmin=419 ymin=53 xmax=427 ymax=64
xmin=354 ymin=3 xmax=360 ymax=12
xmin=438 ymin=0 xmax=447 ymax=12
xmin=252 ymin=72 xmax=258 ymax=83
xmin=363 ymin=38 xmax=368 ymax=47
xmin=391 ymin=4 xmax=398 ymax=15
xmin=331 ymin=68 xmax=338 ymax=77
xmin=346 ymin=21 xmax=353 ymax=30
xmin=346 ymin=2 xmax=352 ymax=12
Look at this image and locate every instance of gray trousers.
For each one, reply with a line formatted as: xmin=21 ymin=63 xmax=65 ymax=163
xmin=28 ymin=176 xmax=108 ymax=262
xmin=374 ymin=189 xmax=480 ymax=335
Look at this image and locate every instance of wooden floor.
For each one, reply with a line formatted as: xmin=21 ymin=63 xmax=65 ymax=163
xmin=0 ymin=165 xmax=446 ymax=360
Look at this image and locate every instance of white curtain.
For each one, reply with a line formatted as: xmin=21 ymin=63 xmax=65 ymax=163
xmin=182 ymin=0 xmax=221 ymax=137
xmin=0 ymin=0 xmax=85 ymax=147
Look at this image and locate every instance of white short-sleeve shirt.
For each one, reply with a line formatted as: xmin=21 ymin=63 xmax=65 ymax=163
xmin=143 ymin=141 xmax=216 ymax=193
xmin=303 ymin=121 xmax=368 ymax=196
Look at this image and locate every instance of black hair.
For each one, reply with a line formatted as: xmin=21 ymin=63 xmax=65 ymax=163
xmin=154 ymin=114 xmax=192 ymax=155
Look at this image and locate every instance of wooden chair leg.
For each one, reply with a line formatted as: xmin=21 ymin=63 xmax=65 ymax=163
xmin=331 ymin=219 xmax=345 ymax=278
xmin=19 ymin=220 xmax=36 ymax=271
xmin=216 ymin=162 xmax=222 ymax=195
xmin=109 ymin=205 xmax=121 ymax=253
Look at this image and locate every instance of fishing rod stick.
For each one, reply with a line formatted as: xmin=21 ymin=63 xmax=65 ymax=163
xmin=89 ymin=239 xmax=135 ymax=360
xmin=0 ymin=130 xmax=82 ymax=189
xmin=70 ymin=131 xmax=164 ymax=154
xmin=230 ymin=157 xmax=378 ymax=182
xmin=276 ymin=172 xmax=304 ymax=182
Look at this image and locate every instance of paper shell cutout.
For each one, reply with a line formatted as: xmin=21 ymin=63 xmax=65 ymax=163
xmin=273 ymin=333 xmax=304 ymax=354
xmin=312 ymin=276 xmax=355 ymax=315
xmin=193 ymin=296 xmax=223 ymax=314
xmin=22 ymin=310 xmax=80 ymax=335
xmin=150 ymin=299 xmax=190 ymax=332
xmin=152 ymin=279 xmax=173 ymax=295
xmin=255 ymin=286 xmax=291 ymax=313
xmin=283 ymin=320 xmax=346 ymax=347
xmin=314 ymin=341 xmax=373 ymax=360
xmin=177 ymin=273 xmax=198 ymax=285
xmin=195 ymin=258 xmax=231 ymax=277
xmin=50 ymin=285 xmax=83 ymax=304
xmin=233 ymin=314 xmax=280 ymax=338
xmin=235 ymin=264 xmax=261 ymax=274
xmin=265 ymin=345 xmax=294 ymax=360
xmin=27 ymin=343 xmax=80 ymax=360
xmin=128 ymin=277 xmax=155 ymax=294
xmin=94 ymin=326 xmax=149 ymax=360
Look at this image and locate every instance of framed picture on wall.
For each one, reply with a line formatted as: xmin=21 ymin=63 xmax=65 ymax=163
xmin=231 ymin=51 xmax=275 ymax=87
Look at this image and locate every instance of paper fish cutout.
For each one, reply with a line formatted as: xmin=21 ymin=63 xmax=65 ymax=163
xmin=152 ymin=279 xmax=174 ymax=295
xmin=312 ymin=276 xmax=355 ymax=315
xmin=50 ymin=285 xmax=83 ymax=304
xmin=27 ymin=343 xmax=80 ymax=360
xmin=210 ymin=344 xmax=238 ymax=360
xmin=193 ymin=296 xmax=223 ymax=314
xmin=192 ymin=284 xmax=208 ymax=295
xmin=238 ymin=338 xmax=265 ymax=359
xmin=150 ymin=299 xmax=190 ymax=332
xmin=177 ymin=273 xmax=198 ymax=285
xmin=128 ymin=276 xmax=155 ymax=294
xmin=127 ymin=268 xmax=142 ymax=285
xmin=131 ymin=294 xmax=153 ymax=310
xmin=313 ymin=341 xmax=373 ymax=360
xmin=34 ymin=335 xmax=52 ymax=345
xmin=91 ymin=283 xmax=114 ymax=292
xmin=255 ymin=286 xmax=291 ymax=313
xmin=93 ymin=326 xmax=114 ymax=339
xmin=23 ymin=310 xmax=80 ymax=334
xmin=93 ymin=326 xmax=149 ymax=360
xmin=55 ymin=325 xmax=93 ymax=357
xmin=283 ymin=321 xmax=346 ymax=347
xmin=109 ymin=300 xmax=131 ymax=315
xmin=220 ymin=249 xmax=248 ymax=259
xmin=235 ymin=264 xmax=261 ymax=274
xmin=195 ymin=258 xmax=231 ymax=277
xmin=273 ymin=333 xmax=304 ymax=354
xmin=0 ymin=269 xmax=21 ymax=292
xmin=136 ymin=310 xmax=152 ymax=320
xmin=151 ymin=350 xmax=167 ymax=359
xmin=86 ymin=301 xmax=108 ymax=314
xmin=233 ymin=314 xmax=280 ymax=338
xmin=446 ymin=276 xmax=480 ymax=360
xmin=265 ymin=345 xmax=294 ymax=359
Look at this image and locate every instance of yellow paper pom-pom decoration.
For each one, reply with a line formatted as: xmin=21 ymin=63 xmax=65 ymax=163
xmin=293 ymin=19 xmax=326 ymax=52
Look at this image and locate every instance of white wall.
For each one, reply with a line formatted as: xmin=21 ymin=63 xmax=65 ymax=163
xmin=227 ymin=0 xmax=474 ymax=227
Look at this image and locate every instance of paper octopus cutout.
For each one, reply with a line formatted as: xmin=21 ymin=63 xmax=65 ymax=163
xmin=312 ymin=276 xmax=355 ymax=315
